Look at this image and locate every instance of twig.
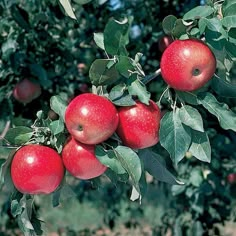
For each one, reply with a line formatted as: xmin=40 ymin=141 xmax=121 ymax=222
xmin=142 ymin=68 xmax=161 ymax=84
xmin=0 ymin=120 xmax=10 ymax=140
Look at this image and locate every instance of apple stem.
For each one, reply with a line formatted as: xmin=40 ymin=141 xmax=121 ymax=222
xmin=142 ymin=68 xmax=161 ymax=84
xmin=157 ymin=86 xmax=169 ymax=107
xmin=0 ymin=120 xmax=10 ymax=140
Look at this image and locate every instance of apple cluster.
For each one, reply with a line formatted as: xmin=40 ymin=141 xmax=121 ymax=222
xmin=10 ymin=93 xmax=161 ymax=195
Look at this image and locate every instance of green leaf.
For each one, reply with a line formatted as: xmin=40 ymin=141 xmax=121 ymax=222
xmin=49 ymin=118 xmax=64 ymax=135
xmin=115 ymin=56 xmax=136 ymax=78
xmin=104 ymin=18 xmax=131 ymax=56
xmin=95 ymin=146 xmax=126 ymax=174
xmin=159 ymin=110 xmax=192 ymax=165
xmin=176 ymin=91 xmax=200 ymax=105
xmin=189 ymin=130 xmax=211 ymax=163
xmin=50 ymin=95 xmax=67 ymax=121
xmin=179 ymin=105 xmax=204 ymax=132
xmin=222 ymin=0 xmax=236 ymax=17
xmin=89 ymin=59 xmax=119 ymax=86
xmin=162 ymin=15 xmax=177 ymax=35
xmin=58 ymin=0 xmax=77 ymax=19
xmin=127 ymin=76 xmax=151 ymax=105
xmin=93 ymin=33 xmax=105 ymax=50
xmin=114 ymin=145 xmax=142 ymax=193
xmin=139 ymin=149 xmax=184 ymax=185
xmin=29 ymin=64 xmax=51 ymax=88
xmin=73 ymin=0 xmax=92 ymax=4
xmin=211 ymin=76 xmax=236 ymax=98
xmin=189 ymin=168 xmax=203 ymax=187
xmin=198 ymin=92 xmax=236 ymax=132
xmin=5 ymin=127 xmax=33 ymax=145
xmin=183 ymin=6 xmax=214 ymax=21
xmin=222 ymin=16 xmax=236 ymax=29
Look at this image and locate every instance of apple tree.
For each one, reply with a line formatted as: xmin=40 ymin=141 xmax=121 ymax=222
xmin=0 ymin=0 xmax=236 ymax=235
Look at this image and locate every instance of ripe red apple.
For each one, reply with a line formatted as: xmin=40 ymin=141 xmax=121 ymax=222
xmin=227 ymin=173 xmax=236 ymax=184
xmin=158 ymin=35 xmax=174 ymax=52
xmin=116 ymin=100 xmax=161 ymax=149
xmin=13 ymin=79 xmax=41 ymax=103
xmin=11 ymin=144 xmax=65 ymax=195
xmin=160 ymin=39 xmax=216 ymax=91
xmin=62 ymin=137 xmax=107 ymax=179
xmin=65 ymin=93 xmax=119 ymax=145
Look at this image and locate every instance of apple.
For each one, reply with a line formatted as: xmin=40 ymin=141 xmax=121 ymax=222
xmin=160 ymin=39 xmax=216 ymax=91
xmin=11 ymin=144 xmax=65 ymax=195
xmin=158 ymin=35 xmax=174 ymax=52
xmin=65 ymin=93 xmax=119 ymax=145
xmin=62 ymin=137 xmax=107 ymax=179
xmin=116 ymin=100 xmax=161 ymax=149
xmin=227 ymin=173 xmax=236 ymax=184
xmin=13 ymin=79 xmax=42 ymax=103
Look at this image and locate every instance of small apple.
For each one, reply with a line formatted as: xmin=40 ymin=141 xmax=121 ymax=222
xmin=11 ymin=144 xmax=65 ymax=195
xmin=48 ymin=109 xmax=59 ymax=121
xmin=62 ymin=137 xmax=107 ymax=179
xmin=65 ymin=93 xmax=119 ymax=145
xmin=158 ymin=35 xmax=174 ymax=52
xmin=116 ymin=100 xmax=161 ymax=149
xmin=160 ymin=39 xmax=216 ymax=91
xmin=13 ymin=79 xmax=41 ymax=103
xmin=227 ymin=173 xmax=236 ymax=184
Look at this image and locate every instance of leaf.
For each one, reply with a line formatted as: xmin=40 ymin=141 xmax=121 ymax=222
xmin=5 ymin=127 xmax=33 ymax=145
xmin=162 ymin=15 xmax=177 ymax=35
xmin=29 ymin=64 xmax=51 ymax=88
xmin=104 ymin=18 xmax=132 ymax=56
xmin=211 ymin=76 xmax=236 ymax=98
xmin=127 ymin=76 xmax=151 ymax=105
xmin=139 ymin=149 xmax=184 ymax=185
xmin=179 ymin=105 xmax=204 ymax=132
xmin=222 ymin=16 xmax=236 ymax=29
xmin=198 ymin=92 xmax=236 ymax=132
xmin=189 ymin=130 xmax=211 ymax=163
xmin=222 ymin=0 xmax=236 ymax=17
xmin=176 ymin=91 xmax=200 ymax=105
xmin=73 ymin=0 xmax=92 ymax=4
xmin=114 ymin=146 xmax=142 ymax=193
xmin=49 ymin=118 xmax=64 ymax=135
xmin=89 ymin=59 xmax=119 ymax=86
xmin=50 ymin=95 xmax=67 ymax=121
xmin=115 ymin=56 xmax=136 ymax=78
xmin=159 ymin=110 xmax=192 ymax=165
xmin=95 ymin=146 xmax=126 ymax=175
xmin=58 ymin=0 xmax=77 ymax=19
xmin=189 ymin=168 xmax=203 ymax=187
xmin=183 ymin=6 xmax=214 ymax=21
xmin=93 ymin=33 xmax=105 ymax=50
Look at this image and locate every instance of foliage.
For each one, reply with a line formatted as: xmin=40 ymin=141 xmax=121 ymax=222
xmin=0 ymin=0 xmax=236 ymax=235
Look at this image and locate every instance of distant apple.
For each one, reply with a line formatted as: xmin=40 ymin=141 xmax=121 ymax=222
xmin=13 ymin=79 xmax=41 ymax=104
xmin=65 ymin=93 xmax=119 ymax=145
xmin=62 ymin=137 xmax=107 ymax=179
xmin=116 ymin=100 xmax=161 ymax=149
xmin=160 ymin=39 xmax=216 ymax=91
xmin=158 ymin=35 xmax=174 ymax=52
xmin=227 ymin=173 xmax=236 ymax=184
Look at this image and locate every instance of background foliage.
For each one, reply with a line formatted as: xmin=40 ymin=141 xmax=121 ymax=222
xmin=1 ymin=0 xmax=236 ymax=235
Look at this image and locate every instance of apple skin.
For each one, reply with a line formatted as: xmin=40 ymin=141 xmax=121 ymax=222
xmin=11 ymin=144 xmax=65 ymax=195
xmin=160 ymin=39 xmax=216 ymax=91
xmin=158 ymin=35 xmax=174 ymax=52
xmin=65 ymin=93 xmax=119 ymax=145
xmin=62 ymin=137 xmax=107 ymax=179
xmin=227 ymin=173 xmax=236 ymax=184
xmin=116 ymin=100 xmax=161 ymax=149
xmin=13 ymin=79 xmax=42 ymax=103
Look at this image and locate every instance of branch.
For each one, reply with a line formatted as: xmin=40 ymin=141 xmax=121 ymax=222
xmin=0 ymin=121 xmax=11 ymax=140
xmin=142 ymin=68 xmax=161 ymax=84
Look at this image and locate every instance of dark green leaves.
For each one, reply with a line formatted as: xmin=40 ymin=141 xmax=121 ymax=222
xmin=50 ymin=95 xmax=68 ymax=121
xmin=198 ymin=92 xmax=236 ymax=132
xmin=160 ymin=110 xmax=191 ymax=165
xmin=58 ymin=0 xmax=77 ymax=19
xmin=104 ymin=18 xmax=131 ymax=56
xmin=183 ymin=6 xmax=214 ymax=21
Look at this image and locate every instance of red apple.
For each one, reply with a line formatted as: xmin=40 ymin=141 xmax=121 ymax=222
xmin=11 ymin=144 xmax=65 ymax=195
xmin=116 ymin=100 xmax=161 ymax=149
xmin=13 ymin=79 xmax=41 ymax=103
xmin=227 ymin=173 xmax=236 ymax=184
xmin=158 ymin=35 xmax=174 ymax=52
xmin=160 ymin=39 xmax=216 ymax=91
xmin=65 ymin=93 xmax=119 ymax=145
xmin=62 ymin=137 xmax=107 ymax=179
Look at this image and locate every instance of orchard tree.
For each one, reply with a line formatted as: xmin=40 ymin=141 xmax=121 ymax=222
xmin=0 ymin=0 xmax=236 ymax=235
